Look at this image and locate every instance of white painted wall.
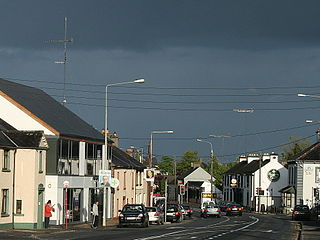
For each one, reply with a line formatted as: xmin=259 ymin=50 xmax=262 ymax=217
xmin=0 ymin=95 xmax=55 ymax=135
xmin=302 ymin=163 xmax=320 ymax=207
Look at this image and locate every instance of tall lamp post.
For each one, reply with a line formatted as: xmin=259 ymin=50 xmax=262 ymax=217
xmin=103 ymin=78 xmax=145 ymax=227
xmin=209 ymin=135 xmax=231 ymax=162
xmin=196 ymin=138 xmax=214 ymax=201
xmin=149 ymin=130 xmax=173 ymax=206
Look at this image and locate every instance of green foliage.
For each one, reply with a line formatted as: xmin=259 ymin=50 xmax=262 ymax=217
xmin=281 ymin=137 xmax=311 ymax=162
xmin=206 ymin=156 xmax=237 ymax=191
xmin=158 ymin=155 xmax=175 ymax=175
xmin=176 ymin=151 xmax=200 ymax=173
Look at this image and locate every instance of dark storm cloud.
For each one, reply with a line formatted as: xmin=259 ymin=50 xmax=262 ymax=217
xmin=1 ymin=0 xmax=320 ymax=51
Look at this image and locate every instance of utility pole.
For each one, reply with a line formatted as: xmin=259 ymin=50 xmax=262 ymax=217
xmin=258 ymin=154 xmax=262 ymax=212
xmin=47 ymin=17 xmax=73 ymax=105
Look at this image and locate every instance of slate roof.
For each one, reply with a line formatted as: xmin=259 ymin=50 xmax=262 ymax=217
xmin=224 ymin=160 xmax=270 ymax=175
xmin=111 ymin=146 xmax=146 ymax=171
xmin=0 ymin=118 xmax=16 ymax=131
xmin=0 ymin=78 xmax=104 ymax=142
xmin=288 ymin=141 xmax=320 ymax=162
xmin=0 ymin=130 xmax=46 ymax=149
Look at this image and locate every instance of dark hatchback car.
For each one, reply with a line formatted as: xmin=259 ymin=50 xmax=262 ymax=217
xmin=119 ymin=204 xmax=149 ymax=227
xmin=292 ymin=205 xmax=311 ymax=220
xmin=226 ymin=203 xmax=243 ymax=216
xmin=166 ymin=203 xmax=183 ymax=223
xmin=181 ymin=204 xmax=193 ymax=218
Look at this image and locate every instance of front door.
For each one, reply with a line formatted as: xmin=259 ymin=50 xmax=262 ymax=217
xmin=37 ymin=185 xmax=44 ymax=229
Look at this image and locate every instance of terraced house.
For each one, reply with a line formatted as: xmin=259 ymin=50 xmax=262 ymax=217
xmin=0 ymin=119 xmax=48 ymax=229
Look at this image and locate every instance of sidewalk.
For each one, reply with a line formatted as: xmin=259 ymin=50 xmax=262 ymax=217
xmin=300 ymin=220 xmax=320 ymax=240
xmin=7 ymin=218 xmax=119 ymax=234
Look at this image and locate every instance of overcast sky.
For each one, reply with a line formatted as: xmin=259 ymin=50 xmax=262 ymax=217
xmin=1 ymin=0 xmax=320 ymax=163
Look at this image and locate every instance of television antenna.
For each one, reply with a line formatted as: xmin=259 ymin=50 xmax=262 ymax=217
xmin=47 ymin=17 xmax=73 ymax=105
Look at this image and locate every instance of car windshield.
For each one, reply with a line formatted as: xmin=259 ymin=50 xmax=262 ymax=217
xmin=123 ymin=205 xmax=143 ymax=212
xmin=182 ymin=205 xmax=190 ymax=210
xmin=146 ymin=207 xmax=157 ymax=212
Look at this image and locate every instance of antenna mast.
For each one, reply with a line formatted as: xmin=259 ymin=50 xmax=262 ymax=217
xmin=48 ymin=17 xmax=73 ymax=105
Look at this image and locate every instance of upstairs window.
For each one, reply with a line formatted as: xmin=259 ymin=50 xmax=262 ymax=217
xmin=38 ymin=151 xmax=43 ymax=173
xmin=2 ymin=150 xmax=10 ymax=171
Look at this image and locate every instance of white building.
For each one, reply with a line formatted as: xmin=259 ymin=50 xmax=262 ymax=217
xmin=223 ymin=153 xmax=288 ymax=212
xmin=282 ymin=141 xmax=320 ymax=213
xmin=178 ymin=166 xmax=222 ymax=203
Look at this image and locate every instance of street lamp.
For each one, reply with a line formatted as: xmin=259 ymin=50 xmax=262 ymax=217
xmin=130 ymin=146 xmax=144 ymax=163
xmin=209 ymin=135 xmax=231 ymax=162
xmin=196 ymin=138 xmax=214 ymax=201
xmin=103 ymin=78 xmax=144 ymax=226
xmin=298 ymin=93 xmax=320 ymax=98
xmin=149 ymin=130 xmax=173 ymax=207
xmin=233 ymin=108 xmax=254 ymax=154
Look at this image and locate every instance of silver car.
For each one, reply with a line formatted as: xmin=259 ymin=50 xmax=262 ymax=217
xmin=203 ymin=205 xmax=221 ymax=218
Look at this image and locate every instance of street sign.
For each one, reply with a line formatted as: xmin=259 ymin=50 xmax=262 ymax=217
xmin=110 ymin=178 xmax=120 ymax=188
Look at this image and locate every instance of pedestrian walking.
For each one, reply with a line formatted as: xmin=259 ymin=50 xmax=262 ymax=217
xmin=91 ymin=201 xmax=99 ymax=229
xmin=44 ymin=200 xmax=55 ymax=228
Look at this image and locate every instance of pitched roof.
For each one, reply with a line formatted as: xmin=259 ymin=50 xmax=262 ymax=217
xmin=111 ymin=146 xmax=145 ymax=171
xmin=0 ymin=130 xmax=46 ymax=149
xmin=0 ymin=78 xmax=104 ymax=142
xmin=0 ymin=118 xmax=16 ymax=131
xmin=177 ymin=168 xmax=197 ymax=180
xmin=224 ymin=160 xmax=270 ymax=175
xmin=288 ymin=141 xmax=320 ymax=162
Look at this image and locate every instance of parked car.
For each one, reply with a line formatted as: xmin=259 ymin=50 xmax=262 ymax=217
xmin=166 ymin=203 xmax=183 ymax=223
xmin=146 ymin=207 xmax=164 ymax=225
xmin=181 ymin=204 xmax=193 ymax=218
xmin=118 ymin=204 xmax=149 ymax=228
xmin=203 ymin=205 xmax=222 ymax=218
xmin=292 ymin=205 xmax=311 ymax=221
xmin=226 ymin=203 xmax=243 ymax=216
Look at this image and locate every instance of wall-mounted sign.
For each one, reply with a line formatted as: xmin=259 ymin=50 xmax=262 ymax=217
xmin=267 ymin=169 xmax=280 ymax=182
xmin=202 ymin=193 xmax=213 ymax=198
xmin=230 ymin=178 xmax=238 ymax=187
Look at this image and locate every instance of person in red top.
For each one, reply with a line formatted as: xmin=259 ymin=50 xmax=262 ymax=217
xmin=44 ymin=200 xmax=55 ymax=228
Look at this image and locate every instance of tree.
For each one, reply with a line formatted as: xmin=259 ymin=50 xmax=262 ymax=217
xmin=177 ymin=151 xmax=200 ymax=174
xmin=158 ymin=155 xmax=175 ymax=175
xmin=206 ymin=156 xmax=237 ymax=191
xmin=281 ymin=136 xmax=311 ymax=162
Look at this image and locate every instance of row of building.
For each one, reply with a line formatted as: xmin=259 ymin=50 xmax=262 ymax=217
xmin=0 ymin=78 xmax=151 ymax=229
xmin=223 ymin=147 xmax=320 ymax=214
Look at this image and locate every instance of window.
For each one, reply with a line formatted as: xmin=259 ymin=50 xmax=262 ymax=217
xmin=16 ymin=200 xmax=22 ymax=214
xmin=124 ymin=172 xmax=127 ymax=190
xmin=1 ymin=189 xmax=9 ymax=216
xmin=132 ymin=172 xmax=134 ymax=190
xmin=38 ymin=151 xmax=43 ymax=173
xmin=2 ymin=150 xmax=10 ymax=171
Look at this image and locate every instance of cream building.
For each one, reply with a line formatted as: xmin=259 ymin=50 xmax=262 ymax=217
xmin=0 ymin=126 xmax=48 ymax=229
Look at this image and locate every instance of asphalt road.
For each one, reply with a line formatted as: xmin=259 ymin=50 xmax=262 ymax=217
xmin=0 ymin=213 xmax=297 ymax=240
